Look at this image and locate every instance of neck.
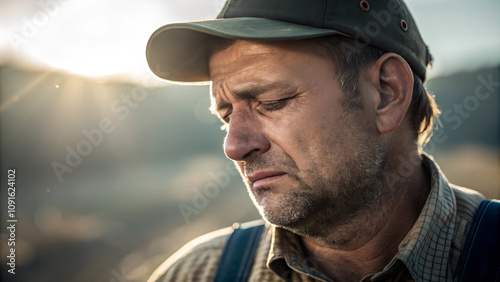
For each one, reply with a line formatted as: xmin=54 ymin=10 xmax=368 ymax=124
xmin=302 ymin=150 xmax=430 ymax=281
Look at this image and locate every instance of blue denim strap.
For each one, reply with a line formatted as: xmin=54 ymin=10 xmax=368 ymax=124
xmin=455 ymin=200 xmax=500 ymax=282
xmin=214 ymin=220 xmax=265 ymax=282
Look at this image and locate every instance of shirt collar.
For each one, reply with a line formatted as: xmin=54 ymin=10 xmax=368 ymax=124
xmin=392 ymin=153 xmax=457 ymax=280
xmin=266 ymin=153 xmax=458 ymax=281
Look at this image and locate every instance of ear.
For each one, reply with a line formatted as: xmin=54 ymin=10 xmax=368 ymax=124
xmin=372 ymin=53 xmax=414 ymax=134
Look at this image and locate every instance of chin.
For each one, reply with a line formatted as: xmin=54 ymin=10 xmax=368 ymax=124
xmin=257 ymin=195 xmax=315 ymax=229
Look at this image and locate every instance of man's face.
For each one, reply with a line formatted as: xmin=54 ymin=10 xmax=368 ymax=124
xmin=209 ymin=40 xmax=386 ymax=239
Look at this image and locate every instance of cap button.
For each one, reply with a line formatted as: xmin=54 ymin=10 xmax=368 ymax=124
xmin=360 ymin=0 xmax=370 ymax=12
xmin=400 ymin=19 xmax=408 ymax=31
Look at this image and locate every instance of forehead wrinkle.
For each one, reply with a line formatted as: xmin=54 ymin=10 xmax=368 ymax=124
xmin=209 ymin=48 xmax=274 ymax=79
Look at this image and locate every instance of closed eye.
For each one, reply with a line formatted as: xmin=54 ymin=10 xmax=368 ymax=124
xmin=260 ymin=97 xmax=292 ymax=112
xmin=217 ymin=96 xmax=294 ymax=131
xmin=222 ymin=113 xmax=231 ymax=123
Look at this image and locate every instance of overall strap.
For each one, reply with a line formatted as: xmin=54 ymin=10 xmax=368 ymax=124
xmin=455 ymin=200 xmax=500 ymax=282
xmin=214 ymin=219 xmax=266 ymax=282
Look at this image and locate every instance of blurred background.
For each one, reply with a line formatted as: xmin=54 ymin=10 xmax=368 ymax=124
xmin=0 ymin=0 xmax=499 ymax=281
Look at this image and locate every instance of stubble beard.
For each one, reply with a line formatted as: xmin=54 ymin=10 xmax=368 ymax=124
xmin=242 ymin=126 xmax=387 ymax=246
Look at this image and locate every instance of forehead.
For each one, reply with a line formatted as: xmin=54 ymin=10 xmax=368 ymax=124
xmin=209 ymin=39 xmax=327 ymax=76
xmin=208 ymin=40 xmax=331 ymax=101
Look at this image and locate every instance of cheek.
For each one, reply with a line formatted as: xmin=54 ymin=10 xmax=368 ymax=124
xmin=300 ymin=116 xmax=355 ymax=175
xmin=266 ymin=114 xmax=334 ymax=171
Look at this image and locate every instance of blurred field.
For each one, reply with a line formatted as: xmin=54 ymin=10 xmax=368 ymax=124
xmin=434 ymin=146 xmax=500 ymax=199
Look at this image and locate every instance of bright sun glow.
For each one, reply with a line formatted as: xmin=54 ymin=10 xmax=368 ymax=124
xmin=40 ymin=50 xmax=130 ymax=78
xmin=2 ymin=0 xmax=173 ymax=80
xmin=26 ymin=3 xmax=149 ymax=79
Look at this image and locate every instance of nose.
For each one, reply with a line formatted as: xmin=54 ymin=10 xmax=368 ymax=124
xmin=223 ymin=110 xmax=270 ymax=161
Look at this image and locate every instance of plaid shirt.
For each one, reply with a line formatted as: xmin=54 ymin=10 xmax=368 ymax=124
xmin=149 ymin=155 xmax=485 ymax=281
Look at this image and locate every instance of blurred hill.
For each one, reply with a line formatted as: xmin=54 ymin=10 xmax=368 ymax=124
xmin=426 ymin=66 xmax=499 ymax=148
xmin=424 ymin=66 xmax=499 ymax=200
xmin=0 ymin=64 xmax=498 ymax=282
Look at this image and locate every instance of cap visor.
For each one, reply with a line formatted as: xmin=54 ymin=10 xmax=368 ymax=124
xmin=146 ymin=17 xmax=340 ymax=83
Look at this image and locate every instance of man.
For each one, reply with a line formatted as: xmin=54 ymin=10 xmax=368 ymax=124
xmin=145 ymin=0 xmax=497 ymax=281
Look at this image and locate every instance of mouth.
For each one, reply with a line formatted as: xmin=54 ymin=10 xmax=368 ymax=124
xmin=247 ymin=170 xmax=286 ymax=192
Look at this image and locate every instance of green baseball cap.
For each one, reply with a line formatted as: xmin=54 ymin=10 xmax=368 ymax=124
xmin=146 ymin=0 xmax=432 ymax=83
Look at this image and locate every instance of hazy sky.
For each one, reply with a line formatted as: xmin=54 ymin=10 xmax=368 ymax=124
xmin=1 ymin=0 xmax=499 ymax=84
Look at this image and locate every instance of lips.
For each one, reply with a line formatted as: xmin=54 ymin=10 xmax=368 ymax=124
xmin=247 ymin=171 xmax=286 ymax=191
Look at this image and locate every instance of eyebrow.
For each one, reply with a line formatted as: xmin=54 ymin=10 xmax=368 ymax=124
xmin=211 ymin=81 xmax=291 ymax=113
